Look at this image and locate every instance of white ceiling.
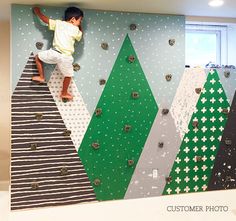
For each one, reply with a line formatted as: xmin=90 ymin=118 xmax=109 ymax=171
xmin=1 ymin=0 xmax=236 ymax=21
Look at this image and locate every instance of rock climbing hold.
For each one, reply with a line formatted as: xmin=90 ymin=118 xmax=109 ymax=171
xmin=165 ymin=176 xmax=172 ymax=183
xmin=35 ymin=113 xmax=43 ymax=121
xmin=224 ymin=70 xmax=230 ymax=78
xmin=195 ymin=156 xmax=202 ymax=162
xmin=131 ymin=91 xmax=139 ymax=99
xmin=158 ymin=142 xmax=164 ymax=148
xmin=95 ymin=108 xmax=102 ymax=116
xmin=225 ymin=176 xmax=232 ymax=182
xmin=92 ymin=142 xmax=100 ymax=150
xmin=192 ymin=120 xmax=199 ymax=129
xmin=36 ymin=42 xmax=43 ymax=50
xmin=30 ymin=143 xmax=37 ymax=151
xmin=63 ymin=129 xmax=71 ymax=137
xmin=101 ymin=42 xmax=108 ymax=50
xmin=124 ymin=124 xmax=132 ymax=132
xmin=128 ymin=55 xmax=135 ymax=63
xmin=60 ymin=166 xmax=68 ymax=175
xmin=129 ymin=23 xmax=137 ymax=31
xmin=93 ymin=178 xmax=101 ymax=186
xmin=162 ymin=109 xmax=169 ymax=115
xmin=165 ymin=74 xmax=172 ymax=82
xmin=222 ymin=108 xmax=229 ymax=115
xmin=99 ymin=79 xmax=106 ymax=85
xmin=169 ymin=39 xmax=175 ymax=46
xmin=225 ymin=138 xmax=232 ymax=146
xmin=128 ymin=159 xmax=135 ymax=166
xmin=195 ymin=88 xmax=202 ymax=94
xmin=73 ymin=63 xmax=80 ymax=71
xmin=31 ymin=181 xmax=39 ymax=190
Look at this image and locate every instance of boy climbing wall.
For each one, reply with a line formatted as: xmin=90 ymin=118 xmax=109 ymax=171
xmin=32 ymin=6 xmax=83 ymax=101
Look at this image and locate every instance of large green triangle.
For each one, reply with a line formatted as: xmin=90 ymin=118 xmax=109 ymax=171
xmin=78 ymin=34 xmax=158 ymax=201
xmin=163 ymin=69 xmax=230 ymax=195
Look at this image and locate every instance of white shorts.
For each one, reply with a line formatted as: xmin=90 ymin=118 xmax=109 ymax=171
xmin=38 ymin=49 xmax=74 ymax=77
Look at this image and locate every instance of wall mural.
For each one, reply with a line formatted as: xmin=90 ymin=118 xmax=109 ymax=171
xmin=11 ymin=4 xmax=236 ymax=210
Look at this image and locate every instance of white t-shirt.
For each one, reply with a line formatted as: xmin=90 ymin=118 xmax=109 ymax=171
xmin=49 ymin=19 xmax=82 ymax=56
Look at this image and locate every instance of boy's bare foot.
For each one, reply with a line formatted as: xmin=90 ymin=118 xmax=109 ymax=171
xmin=60 ymin=93 xmax=73 ymax=101
xmin=32 ymin=76 xmax=45 ymax=83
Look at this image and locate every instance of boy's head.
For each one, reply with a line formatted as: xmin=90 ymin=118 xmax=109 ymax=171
xmin=65 ymin=7 xmax=83 ymax=26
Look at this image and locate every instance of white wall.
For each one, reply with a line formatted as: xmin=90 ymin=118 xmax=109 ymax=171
xmin=228 ymin=24 xmax=236 ymax=65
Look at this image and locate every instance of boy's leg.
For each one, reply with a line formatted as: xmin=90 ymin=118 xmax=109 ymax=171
xmin=61 ymin=77 xmax=73 ymax=100
xmin=32 ymin=55 xmax=45 ymax=82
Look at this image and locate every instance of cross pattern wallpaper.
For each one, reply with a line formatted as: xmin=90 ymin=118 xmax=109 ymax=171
xmin=11 ymin=4 xmax=236 ymax=210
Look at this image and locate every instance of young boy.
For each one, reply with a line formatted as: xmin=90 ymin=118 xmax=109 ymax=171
xmin=32 ymin=6 xmax=83 ymax=101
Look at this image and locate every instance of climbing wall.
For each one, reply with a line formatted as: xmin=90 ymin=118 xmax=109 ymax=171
xmin=11 ymin=53 xmax=97 ymax=210
xmin=78 ymin=35 xmax=158 ymax=201
xmin=163 ymin=69 xmax=230 ymax=195
xmin=207 ymin=91 xmax=236 ymax=190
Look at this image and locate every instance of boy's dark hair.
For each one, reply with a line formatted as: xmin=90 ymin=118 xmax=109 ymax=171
xmin=65 ymin=7 xmax=84 ymax=21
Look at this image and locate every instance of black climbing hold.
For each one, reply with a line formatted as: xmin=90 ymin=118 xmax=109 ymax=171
xmin=158 ymin=142 xmax=164 ymax=148
xmin=60 ymin=166 xmax=68 ymax=175
xmin=196 ymin=156 xmax=202 ymax=162
xmin=129 ymin=24 xmax=137 ymax=31
xmin=225 ymin=138 xmax=232 ymax=146
xmin=62 ymin=98 xmax=69 ymax=103
xmin=162 ymin=109 xmax=169 ymax=115
xmin=165 ymin=74 xmax=172 ymax=82
xmin=101 ymin=42 xmax=108 ymax=50
xmin=92 ymin=142 xmax=100 ymax=150
xmin=192 ymin=120 xmax=199 ymax=129
xmin=195 ymin=88 xmax=202 ymax=94
xmin=222 ymin=108 xmax=229 ymax=115
xmin=35 ymin=113 xmax=43 ymax=121
xmin=128 ymin=159 xmax=135 ymax=166
xmin=165 ymin=176 xmax=172 ymax=183
xmin=31 ymin=181 xmax=39 ymax=190
xmin=99 ymin=79 xmax=106 ymax=85
xmin=30 ymin=143 xmax=37 ymax=151
xmin=131 ymin=91 xmax=139 ymax=99
xmin=124 ymin=124 xmax=132 ymax=132
xmin=63 ymin=129 xmax=71 ymax=136
xmin=169 ymin=39 xmax=175 ymax=46
xmin=36 ymin=42 xmax=43 ymax=50
xmin=224 ymin=70 xmax=230 ymax=78
xmin=95 ymin=108 xmax=102 ymax=116
xmin=128 ymin=55 xmax=135 ymax=63
xmin=93 ymin=178 xmax=101 ymax=186
xmin=73 ymin=63 xmax=80 ymax=71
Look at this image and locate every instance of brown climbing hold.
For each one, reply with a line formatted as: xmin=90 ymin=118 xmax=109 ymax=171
xmin=158 ymin=142 xmax=164 ymax=148
xmin=169 ymin=39 xmax=175 ymax=46
xmin=192 ymin=120 xmax=199 ymax=129
xmin=31 ymin=181 xmax=39 ymax=190
xmin=195 ymin=88 xmax=202 ymax=94
xmin=195 ymin=156 xmax=202 ymax=162
xmin=124 ymin=124 xmax=132 ymax=132
xmin=162 ymin=109 xmax=169 ymax=115
xmin=92 ymin=142 xmax=100 ymax=150
xmin=129 ymin=24 xmax=137 ymax=31
xmin=165 ymin=74 xmax=172 ymax=82
xmin=222 ymin=108 xmax=229 ymax=115
xmin=101 ymin=42 xmax=108 ymax=50
xmin=60 ymin=166 xmax=68 ymax=175
xmin=131 ymin=91 xmax=139 ymax=99
xmin=128 ymin=55 xmax=135 ymax=63
xmin=95 ymin=108 xmax=102 ymax=116
xmin=224 ymin=70 xmax=230 ymax=78
xmin=128 ymin=159 xmax=135 ymax=166
xmin=30 ymin=143 xmax=37 ymax=151
xmin=93 ymin=178 xmax=101 ymax=186
xmin=35 ymin=113 xmax=43 ymax=121
xmin=73 ymin=63 xmax=80 ymax=71
xmin=165 ymin=176 xmax=172 ymax=183
xmin=99 ymin=79 xmax=106 ymax=85
xmin=63 ymin=129 xmax=71 ymax=136
xmin=36 ymin=42 xmax=43 ymax=50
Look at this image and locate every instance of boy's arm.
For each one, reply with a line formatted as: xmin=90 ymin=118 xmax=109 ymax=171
xmin=33 ymin=7 xmax=49 ymax=24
